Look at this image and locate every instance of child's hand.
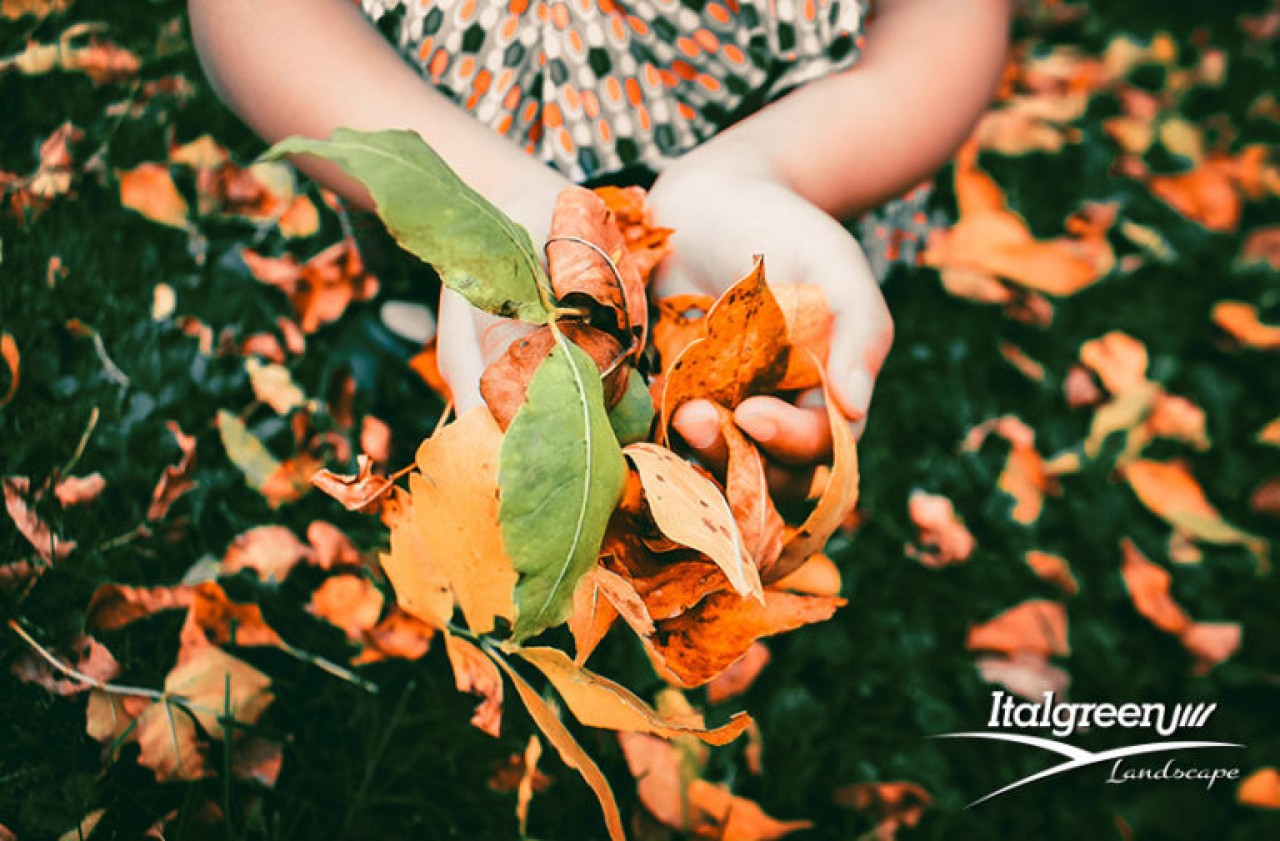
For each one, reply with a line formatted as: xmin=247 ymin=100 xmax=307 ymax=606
xmin=647 ymin=159 xmax=893 ymax=484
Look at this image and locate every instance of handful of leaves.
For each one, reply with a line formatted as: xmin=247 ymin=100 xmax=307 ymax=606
xmin=268 ymin=128 xmax=860 ymax=838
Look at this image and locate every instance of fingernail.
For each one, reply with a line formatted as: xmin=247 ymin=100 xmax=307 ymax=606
xmin=736 ymin=410 xmax=778 ymax=443
xmin=675 ymin=402 xmax=720 ymax=449
xmin=842 ymin=369 xmax=874 ymax=417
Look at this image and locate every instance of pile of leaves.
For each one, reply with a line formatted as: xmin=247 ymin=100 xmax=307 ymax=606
xmin=3 ymin=0 xmax=1280 ymax=839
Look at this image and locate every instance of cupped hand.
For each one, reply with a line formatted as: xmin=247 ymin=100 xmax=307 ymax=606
xmin=647 ymin=156 xmax=893 ymax=481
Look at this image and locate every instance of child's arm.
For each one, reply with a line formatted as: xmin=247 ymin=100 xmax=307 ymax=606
xmin=661 ymin=0 xmax=1011 ymax=466
xmin=187 ymin=0 xmax=569 ymax=408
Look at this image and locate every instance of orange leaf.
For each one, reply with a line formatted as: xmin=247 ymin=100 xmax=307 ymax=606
xmin=1239 ymin=767 xmax=1280 ymax=809
xmin=1258 ymin=417 xmax=1280 ymax=448
xmin=445 ymin=634 xmax=505 ymax=738
xmin=0 ymin=332 xmax=18 ymax=407
xmin=771 ymin=284 xmax=833 ymax=391
xmin=380 ymin=489 xmax=454 ymax=631
xmin=706 ymin=641 xmax=770 ymax=705
xmin=832 ymin=781 xmax=932 ymax=841
xmin=626 ymin=557 xmax=733 ymax=622
xmin=515 ymin=646 xmax=752 ymax=745
xmin=11 ymin=633 xmax=119 ymax=696
xmin=548 ymin=186 xmax=647 ymax=351
xmin=189 ymin=581 xmax=285 ymax=649
xmin=241 ymin=239 xmax=378 ymax=333
xmin=53 ymin=472 xmax=105 ymax=506
xmin=222 ymin=525 xmax=312 ymax=583
xmin=85 ymin=583 xmax=194 ymax=630
xmin=689 ymin=779 xmax=813 ymax=841
xmin=1147 ymin=159 xmax=1240 ymax=232
xmin=770 ymin=370 xmax=860 ymax=581
xmin=1181 ymin=621 xmax=1243 ymax=675
xmin=278 ymin=195 xmax=319 ymax=238
xmin=493 ymin=652 xmax=626 ymax=841
xmin=480 ymin=323 xmax=627 ymax=429
xmin=396 ymin=408 xmax=516 ymax=633
xmin=1079 ymin=330 xmax=1149 ymax=394
xmin=962 ymin=416 xmax=1056 ymax=524
xmin=231 ymin=736 xmax=284 ymax=789
xmin=3 ymin=476 xmax=75 ymax=562
xmin=308 ymin=574 xmax=385 ymax=639
xmin=593 ymin=184 xmax=672 ymax=280
xmin=355 ymin=608 xmax=437 ymax=664
xmin=408 ymin=338 xmax=451 ymax=402
xmin=660 ymin=258 xmax=790 ymax=435
xmin=653 ymin=293 xmax=714 ymax=368
xmin=648 ymin=590 xmax=845 ymax=688
xmin=1213 ymin=301 xmax=1280 ymax=351
xmin=967 ymin=600 xmax=1070 ymax=657
xmin=118 ymin=163 xmax=188 ymax=228
xmin=1024 ymin=550 xmax=1079 ymax=595
xmin=975 ymin=652 xmax=1070 ymax=701
xmin=718 ymin=408 xmax=786 ymax=579
xmin=168 ymin=134 xmax=228 ymax=169
xmin=568 ymin=572 xmax=619 ymax=665
xmin=905 ymin=491 xmax=976 ymax=567
xmin=625 ymin=443 xmax=760 ymax=600
xmin=1239 ymin=226 xmax=1280 ymax=271
xmin=311 ymin=455 xmax=395 ymax=513
xmin=770 ymin=552 xmax=842 ymax=597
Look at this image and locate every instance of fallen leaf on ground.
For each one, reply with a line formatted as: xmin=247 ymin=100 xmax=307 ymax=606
xmin=967 ymin=600 xmax=1070 ymax=657
xmin=4 ymin=476 xmax=76 ymax=562
xmin=0 ymin=332 xmax=18 ymax=407
xmin=118 ymin=163 xmax=188 ymax=228
xmin=445 ymin=634 xmax=504 ymax=738
xmin=905 ymin=491 xmax=975 ymax=567
xmin=11 ymin=633 xmax=119 ymax=695
xmin=1238 ymin=767 xmax=1280 ymax=809
xmin=1025 ymin=550 xmax=1079 ymax=595
xmin=976 ymin=652 xmax=1071 ymax=701
xmin=53 ymin=472 xmax=105 ymax=506
xmin=832 ymin=781 xmax=933 ymax=841
xmin=963 ymin=416 xmax=1057 ymax=524
xmin=706 ymin=641 xmax=770 ymax=704
xmin=311 ymin=455 xmax=395 ymax=513
xmin=309 ymin=574 xmax=385 ymax=639
xmin=222 ymin=525 xmax=312 ymax=583
xmin=1213 ymin=301 xmax=1280 ymax=350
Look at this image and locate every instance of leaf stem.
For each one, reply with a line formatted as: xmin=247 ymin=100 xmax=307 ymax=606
xmin=7 ymin=618 xmax=169 ymax=703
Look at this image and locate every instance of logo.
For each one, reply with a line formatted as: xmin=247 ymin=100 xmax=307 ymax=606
xmin=935 ymin=690 xmax=1244 ymax=807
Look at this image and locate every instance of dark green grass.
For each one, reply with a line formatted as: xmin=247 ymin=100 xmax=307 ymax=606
xmin=3 ymin=1 xmax=1280 ymax=839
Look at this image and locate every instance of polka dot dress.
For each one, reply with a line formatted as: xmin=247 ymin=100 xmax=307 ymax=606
xmin=360 ymin=0 xmax=934 ymax=281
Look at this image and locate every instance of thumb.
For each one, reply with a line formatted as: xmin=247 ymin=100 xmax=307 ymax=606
xmin=821 ymin=265 xmax=894 ymax=425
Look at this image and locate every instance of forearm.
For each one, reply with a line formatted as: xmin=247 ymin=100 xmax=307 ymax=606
xmin=187 ymin=0 xmax=569 ymax=212
xmin=686 ymin=0 xmax=1011 ymax=218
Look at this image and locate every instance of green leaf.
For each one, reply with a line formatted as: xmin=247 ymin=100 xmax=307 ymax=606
xmin=216 ymin=409 xmax=279 ymax=489
xmin=607 ymin=369 xmax=655 ymax=445
xmin=263 ymin=128 xmax=550 ymax=323
xmin=499 ymin=331 xmax=627 ymax=641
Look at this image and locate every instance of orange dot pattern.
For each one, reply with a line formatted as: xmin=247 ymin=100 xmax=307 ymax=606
xmin=361 ymin=0 xmax=871 ymax=182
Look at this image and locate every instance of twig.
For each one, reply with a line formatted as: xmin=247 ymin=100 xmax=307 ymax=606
xmin=7 ymin=618 xmax=169 ymax=703
xmin=90 ymin=331 xmax=130 ymax=387
xmin=59 ymin=406 xmax=100 ymax=477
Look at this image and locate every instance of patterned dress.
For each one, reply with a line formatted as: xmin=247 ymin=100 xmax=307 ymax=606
xmin=360 ymin=0 xmax=934 ymax=280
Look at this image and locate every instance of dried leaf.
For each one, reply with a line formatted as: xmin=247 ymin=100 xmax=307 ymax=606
xmin=1238 ymin=767 xmax=1280 ymax=809
xmin=399 ymin=408 xmax=516 ymax=633
xmin=515 ymin=735 xmax=542 ymax=835
xmin=445 ymin=634 xmax=505 ymax=738
xmin=832 ymin=781 xmax=933 ymax=841
xmin=905 ymin=491 xmax=976 ymax=567
xmin=231 ymin=736 xmax=284 ymax=788
xmin=962 ymin=416 xmax=1056 ymax=524
xmin=770 ymin=370 xmax=860 ymax=581
xmin=501 ymin=335 xmax=627 ymax=640
xmin=4 ymin=476 xmax=76 ymax=562
xmin=53 ymin=472 xmax=105 ymax=506
xmin=967 ymin=600 xmax=1070 ymax=657
xmin=660 ymin=259 xmax=790 ymax=435
xmin=593 ymin=184 xmax=672 ymax=280
xmin=1024 ymin=550 xmax=1079 ymax=595
xmin=515 ymin=646 xmax=751 ymax=745
xmin=1239 ymin=227 xmax=1280 ymax=271
xmin=308 ymin=574 xmax=385 ymax=639
xmin=241 ymin=240 xmax=378 ymax=333
xmin=648 ymin=589 xmax=844 ymax=688
xmin=215 ymin=410 xmax=312 ymax=507
xmin=356 ymin=609 xmax=436 ymax=664
xmin=245 ymin=357 xmax=307 ymax=415
xmin=118 ymin=163 xmax=188 ymax=228
xmin=568 ymin=572 xmax=619 ymax=665
xmin=0 ymin=332 xmax=18 ymax=407
xmin=706 ymin=642 xmax=771 ymax=705
xmin=625 ymin=443 xmax=760 ymax=600
xmin=277 ymin=194 xmax=320 ymax=238
xmin=718 ymin=409 xmax=786 ymax=579
xmin=86 ymin=583 xmax=194 ymax=630
xmin=975 ymin=652 xmax=1071 ymax=701
xmin=1213 ymin=301 xmax=1280 ymax=351
xmin=493 ymin=652 xmax=626 ymax=841
xmin=311 ymin=455 xmax=395 ymax=513
xmin=653 ymin=293 xmax=714 ymax=367
xmin=770 ymin=552 xmax=842 ymax=597
xmin=11 ymin=634 xmax=119 ymax=696
xmin=189 ymin=581 xmax=285 ymax=649
xmin=1 ymin=0 xmax=75 ymax=20
xmin=222 ymin=525 xmax=311 ymax=583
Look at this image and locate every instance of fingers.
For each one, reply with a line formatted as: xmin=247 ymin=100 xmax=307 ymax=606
xmin=670 ymin=399 xmax=728 ymax=471
xmin=821 ymin=245 xmax=894 ymax=430
xmin=436 ymin=290 xmax=487 ymax=411
xmin=733 ymin=395 xmax=833 ymax=465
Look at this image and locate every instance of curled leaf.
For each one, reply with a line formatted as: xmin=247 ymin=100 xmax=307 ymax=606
xmin=445 ymin=634 xmax=505 ymax=738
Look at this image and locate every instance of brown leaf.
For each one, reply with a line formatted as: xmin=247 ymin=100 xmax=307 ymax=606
xmin=515 ymin=646 xmax=752 ymax=745
xmin=770 ymin=552 xmax=842 ymax=597
xmin=11 ymin=633 xmax=119 ymax=696
xmin=85 ymin=689 xmax=148 ymax=747
xmin=308 ymin=574 xmax=385 ymax=640
xmin=1025 ymin=550 xmax=1079 ymax=595
xmin=306 ymin=520 xmax=363 ymax=569
xmin=706 ymin=641 xmax=770 ymax=705
xmin=409 ymin=338 xmax=452 ymax=402
xmin=310 ymin=455 xmax=395 ymax=513
xmin=975 ymin=652 xmax=1071 ymax=701
xmin=998 ymin=341 xmax=1047 ymax=382
xmin=770 ymin=371 xmax=860 ymax=581
xmin=967 ymin=600 xmax=1070 ymax=657
xmin=660 ymin=258 xmax=790 ymax=435
xmin=85 ymin=583 xmax=194 ymax=630
xmin=445 ymin=634 xmax=505 ymax=738
xmin=231 ymin=736 xmax=284 ymax=788
xmin=1251 ymin=478 xmax=1280 ymax=518
xmin=360 ymin=415 xmax=392 ymax=465
xmin=53 ymin=472 xmax=105 ymax=506
xmin=962 ymin=416 xmax=1057 ymax=524
xmin=832 ymin=782 xmax=933 ymax=841
xmin=118 ymin=163 xmax=188 ymax=228
xmin=1064 ymin=364 xmax=1104 ymax=408
xmin=241 ymin=239 xmax=378 ymax=333
xmin=0 ymin=332 xmax=18 ymax=407
xmin=1181 ymin=622 xmax=1243 ymax=675
xmin=627 ymin=557 xmax=733 ymax=622
xmin=189 ymin=581 xmax=285 ymax=649
xmin=1213 ymin=301 xmax=1280 ymax=351
xmin=4 ymin=476 xmax=76 ymax=562
xmin=625 ymin=443 xmax=760 ymax=600
xmin=134 ymin=646 xmax=273 ymax=782
xmin=648 ymin=589 xmax=844 ymax=688
xmin=480 ymin=323 xmax=628 ymax=429
xmin=905 ymin=491 xmax=976 ymax=568
xmin=718 ymin=408 xmax=786 ymax=579
xmin=147 ymin=421 xmax=196 ymax=520
xmin=395 ymin=408 xmax=517 ymax=633
xmin=690 ymin=779 xmax=812 ymax=841
xmin=493 ymin=652 xmax=626 ymax=841
xmin=593 ymin=184 xmax=672 ymax=281
xmin=1239 ymin=226 xmax=1280 ymax=271
xmin=278 ymin=195 xmax=320 ymax=238
xmin=355 ymin=608 xmax=437 ymax=664
xmin=548 ymin=186 xmax=647 ymax=350
xmin=653 ymin=293 xmax=714 ymax=368
xmin=1238 ymin=767 xmax=1280 ymax=809
xmin=569 ymin=571 xmax=619 ymax=666
xmin=222 ymin=525 xmax=312 ymax=583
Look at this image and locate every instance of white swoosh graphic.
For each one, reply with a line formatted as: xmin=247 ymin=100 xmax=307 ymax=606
xmin=932 ymin=732 xmax=1244 ymax=807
